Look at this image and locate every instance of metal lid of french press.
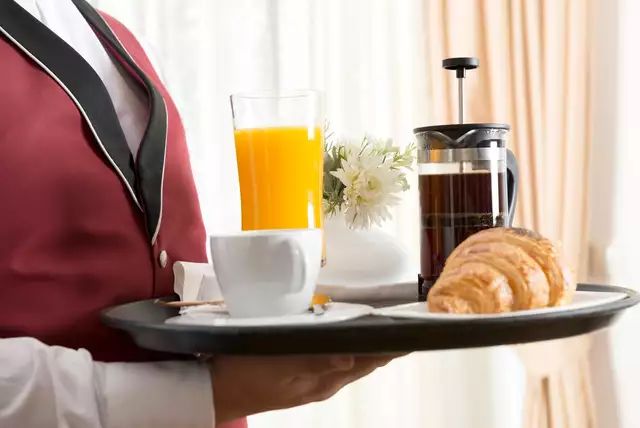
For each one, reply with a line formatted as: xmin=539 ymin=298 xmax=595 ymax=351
xmin=413 ymin=122 xmax=510 ymax=137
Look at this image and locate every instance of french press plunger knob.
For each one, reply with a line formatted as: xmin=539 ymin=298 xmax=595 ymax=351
xmin=442 ymin=57 xmax=479 ymax=124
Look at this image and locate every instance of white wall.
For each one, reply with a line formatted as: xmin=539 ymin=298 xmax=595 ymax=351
xmin=588 ymin=0 xmax=640 ymax=427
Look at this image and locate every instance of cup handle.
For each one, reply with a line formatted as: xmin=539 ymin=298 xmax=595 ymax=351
xmin=283 ymin=239 xmax=307 ymax=293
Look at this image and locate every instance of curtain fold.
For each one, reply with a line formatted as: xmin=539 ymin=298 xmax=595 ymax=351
xmin=425 ymin=0 xmax=593 ymax=427
xmin=518 ymin=336 xmax=596 ymax=428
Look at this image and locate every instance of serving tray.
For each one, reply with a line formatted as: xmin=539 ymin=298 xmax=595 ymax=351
xmin=101 ymin=284 xmax=639 ymax=355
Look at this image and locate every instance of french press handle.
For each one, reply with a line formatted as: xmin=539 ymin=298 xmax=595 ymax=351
xmin=506 ymin=149 xmax=519 ymax=226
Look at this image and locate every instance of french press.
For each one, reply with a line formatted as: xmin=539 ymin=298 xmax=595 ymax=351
xmin=414 ymin=57 xmax=519 ymax=301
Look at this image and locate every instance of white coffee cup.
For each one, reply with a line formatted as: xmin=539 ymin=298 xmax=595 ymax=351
xmin=210 ymin=228 xmax=322 ymax=318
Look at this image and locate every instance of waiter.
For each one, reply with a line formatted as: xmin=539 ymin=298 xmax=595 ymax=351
xmin=0 ymin=1 xmax=394 ymax=427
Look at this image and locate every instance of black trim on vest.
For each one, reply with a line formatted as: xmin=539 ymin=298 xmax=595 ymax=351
xmin=0 ymin=1 xmax=141 ymax=210
xmin=71 ymin=0 xmax=168 ymax=243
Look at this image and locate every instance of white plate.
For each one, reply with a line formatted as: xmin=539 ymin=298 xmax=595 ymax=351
xmin=374 ymin=291 xmax=628 ymax=320
xmin=165 ymin=302 xmax=373 ymax=327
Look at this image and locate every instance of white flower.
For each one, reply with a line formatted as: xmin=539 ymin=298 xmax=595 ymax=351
xmin=366 ymin=134 xmax=394 ymax=152
xmin=331 ymin=142 xmax=405 ymax=229
xmin=323 ymin=130 xmax=414 ymax=229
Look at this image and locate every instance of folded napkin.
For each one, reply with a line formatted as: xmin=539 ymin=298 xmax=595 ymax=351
xmin=172 ymin=261 xmax=223 ymax=303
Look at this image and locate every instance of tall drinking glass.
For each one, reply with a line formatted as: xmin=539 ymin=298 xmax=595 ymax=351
xmin=230 ymin=90 xmax=324 ymax=237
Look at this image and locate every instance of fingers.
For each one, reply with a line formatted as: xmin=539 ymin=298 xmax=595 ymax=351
xmin=214 ymin=355 xmax=356 ymax=378
xmin=352 ymin=354 xmax=398 ymax=367
xmin=210 ymin=353 xmax=408 ymax=420
xmin=304 ymin=354 xmax=399 ymax=403
xmin=326 ymin=355 xmax=357 ymax=371
xmin=278 ymin=355 xmax=356 ymax=376
xmin=308 ymin=362 xmax=379 ymax=402
xmin=213 ymin=353 xmax=404 ymax=379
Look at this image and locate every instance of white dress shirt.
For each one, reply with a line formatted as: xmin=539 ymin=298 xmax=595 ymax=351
xmin=15 ymin=0 xmax=149 ymax=159
xmin=1 ymin=1 xmax=215 ymax=427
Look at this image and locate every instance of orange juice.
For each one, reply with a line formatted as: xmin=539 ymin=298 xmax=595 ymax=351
xmin=234 ymin=126 xmax=323 ymax=230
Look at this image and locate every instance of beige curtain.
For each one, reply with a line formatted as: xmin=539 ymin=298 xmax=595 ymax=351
xmin=425 ymin=0 xmax=593 ymax=427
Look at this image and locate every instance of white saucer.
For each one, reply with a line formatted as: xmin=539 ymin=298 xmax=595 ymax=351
xmin=374 ymin=290 xmax=628 ymax=320
xmin=165 ymin=302 xmax=373 ymax=327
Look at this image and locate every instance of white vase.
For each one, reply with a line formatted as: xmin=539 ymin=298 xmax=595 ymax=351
xmin=317 ymin=214 xmax=415 ymax=288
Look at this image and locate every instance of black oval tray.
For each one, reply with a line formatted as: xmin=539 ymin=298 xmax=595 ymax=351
xmin=101 ymin=284 xmax=639 ymax=355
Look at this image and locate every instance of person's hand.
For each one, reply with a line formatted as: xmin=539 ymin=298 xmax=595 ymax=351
xmin=210 ymin=354 xmax=401 ymax=422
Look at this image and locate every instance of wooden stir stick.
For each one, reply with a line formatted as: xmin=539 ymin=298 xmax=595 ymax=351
xmin=154 ymin=299 xmax=224 ymax=308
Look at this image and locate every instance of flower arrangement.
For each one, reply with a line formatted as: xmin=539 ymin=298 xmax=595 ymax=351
xmin=323 ymin=133 xmax=415 ymax=230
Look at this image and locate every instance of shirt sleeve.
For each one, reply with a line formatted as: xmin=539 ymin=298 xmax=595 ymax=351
xmin=0 ymin=337 xmax=214 ymax=428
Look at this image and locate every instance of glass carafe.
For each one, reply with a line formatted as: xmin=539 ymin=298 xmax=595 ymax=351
xmin=414 ymin=123 xmax=518 ymax=300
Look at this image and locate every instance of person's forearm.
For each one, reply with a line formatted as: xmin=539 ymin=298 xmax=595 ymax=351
xmin=0 ymin=337 xmax=214 ymax=428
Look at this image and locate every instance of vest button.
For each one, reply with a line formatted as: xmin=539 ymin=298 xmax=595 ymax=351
xmin=158 ymin=250 xmax=168 ymax=268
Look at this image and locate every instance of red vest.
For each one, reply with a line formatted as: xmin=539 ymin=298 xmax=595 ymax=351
xmin=0 ymin=2 xmax=205 ymax=361
xmin=0 ymin=0 xmax=252 ymax=428
xmin=1 ymin=3 xmax=249 ymax=427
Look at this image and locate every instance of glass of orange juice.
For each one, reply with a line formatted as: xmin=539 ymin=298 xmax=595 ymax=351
xmin=230 ymin=90 xmax=324 ymax=248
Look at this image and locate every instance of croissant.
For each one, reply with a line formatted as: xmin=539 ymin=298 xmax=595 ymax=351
xmin=428 ymin=228 xmax=575 ymax=314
